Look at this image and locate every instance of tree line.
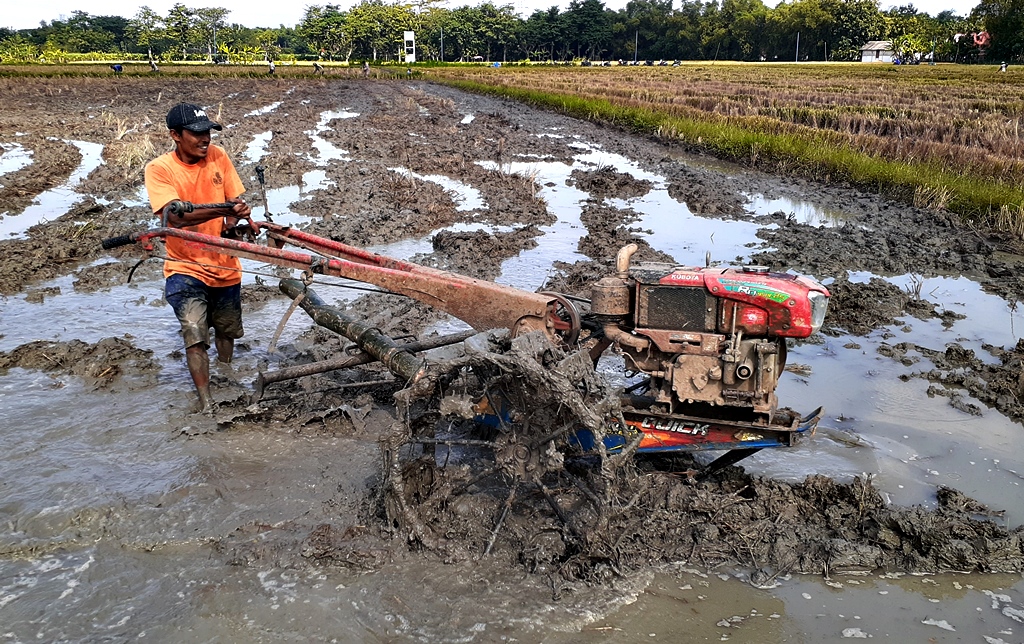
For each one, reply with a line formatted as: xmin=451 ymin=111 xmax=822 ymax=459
xmin=0 ymin=0 xmax=1019 ymax=65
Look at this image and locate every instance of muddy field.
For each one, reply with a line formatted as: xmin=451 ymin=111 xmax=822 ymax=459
xmin=2 ymin=75 xmax=1024 ymax=642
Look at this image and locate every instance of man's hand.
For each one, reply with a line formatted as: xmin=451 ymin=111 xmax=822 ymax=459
xmin=229 ymin=197 xmax=260 ymax=234
xmin=229 ymin=197 xmax=252 ymax=219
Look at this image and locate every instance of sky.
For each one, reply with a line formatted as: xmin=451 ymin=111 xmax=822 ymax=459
xmin=3 ymin=0 xmax=977 ymax=31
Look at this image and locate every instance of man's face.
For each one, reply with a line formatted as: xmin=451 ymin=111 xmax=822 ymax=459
xmin=170 ymin=128 xmax=212 ymax=163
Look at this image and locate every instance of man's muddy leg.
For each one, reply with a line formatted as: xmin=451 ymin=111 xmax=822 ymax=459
xmin=215 ymin=334 xmax=234 ymax=364
xmin=185 ymin=344 xmax=215 ymax=413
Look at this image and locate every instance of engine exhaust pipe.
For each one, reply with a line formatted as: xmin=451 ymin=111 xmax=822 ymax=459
xmin=616 ymin=243 xmax=638 ymax=278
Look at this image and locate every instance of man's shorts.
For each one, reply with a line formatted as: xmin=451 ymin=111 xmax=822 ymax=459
xmin=165 ymin=274 xmax=244 ymax=349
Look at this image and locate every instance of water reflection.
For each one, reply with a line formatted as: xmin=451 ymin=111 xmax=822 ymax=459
xmin=744 ymin=192 xmax=851 ymax=227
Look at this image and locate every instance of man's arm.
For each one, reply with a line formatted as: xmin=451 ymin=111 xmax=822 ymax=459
xmin=162 ymin=200 xmax=251 ymax=229
xmin=218 ymin=149 xmax=259 ymax=233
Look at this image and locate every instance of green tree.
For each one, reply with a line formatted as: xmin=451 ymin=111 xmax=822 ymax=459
xmin=434 ymin=6 xmax=484 ymax=61
xmin=256 ymin=29 xmax=280 ymax=61
xmin=347 ymin=0 xmax=411 ymax=60
xmin=703 ymin=0 xmax=768 ymax=61
xmin=195 ymin=7 xmax=230 ymax=60
xmin=611 ymin=0 xmax=674 ymax=62
xmin=826 ymin=0 xmax=885 ymax=61
xmin=299 ymin=4 xmax=351 ymax=60
xmin=45 ymin=11 xmax=120 ymax=53
xmin=127 ymin=6 xmax=164 ymax=60
xmin=476 ymin=3 xmax=519 ymax=61
xmin=662 ymin=0 xmax=707 ymax=60
xmin=410 ymin=5 xmax=450 ymax=61
xmin=0 ymin=35 xmax=39 ymax=63
xmin=564 ymin=0 xmax=613 ymax=59
xmin=521 ymin=7 xmax=564 ymax=60
xmin=164 ymin=3 xmax=199 ymax=59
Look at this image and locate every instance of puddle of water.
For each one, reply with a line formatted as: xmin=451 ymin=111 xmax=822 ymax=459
xmin=0 ymin=140 xmax=104 ymax=238
xmin=248 ymin=169 xmax=336 ymax=228
xmin=573 ymin=142 xmax=767 ymax=266
xmin=620 ymin=190 xmax=764 ymax=266
xmin=745 ymin=192 xmax=851 ymax=227
xmin=305 ymin=110 xmax=357 ymax=166
xmin=244 ymin=101 xmax=283 ymax=118
xmin=389 ymin=167 xmax=486 ymax=212
xmin=478 ymin=158 xmax=590 ymax=290
xmin=119 ymin=184 xmax=150 ymax=209
xmin=0 ymin=142 xmax=33 ymax=180
xmin=550 ymin=570 xmax=1024 ymax=643
xmin=315 ymin=109 xmax=360 ymax=129
xmin=308 ymin=137 xmax=350 ymax=164
xmin=750 ymin=270 xmax=1024 ymax=524
xmin=243 ymin=131 xmax=273 ymax=164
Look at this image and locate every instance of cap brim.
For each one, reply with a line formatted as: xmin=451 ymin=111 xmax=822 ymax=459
xmin=182 ymin=121 xmax=223 ymax=132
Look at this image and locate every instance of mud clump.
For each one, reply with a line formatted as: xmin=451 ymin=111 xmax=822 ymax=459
xmin=429 ymin=226 xmax=540 ymax=279
xmin=882 ymin=340 xmax=1024 ymax=423
xmin=570 ymin=167 xmax=651 ymax=200
xmin=0 ymin=200 xmax=148 ymax=296
xmin=385 ymin=455 xmax=1024 ymax=581
xmin=0 ymin=336 xmax=158 ymax=388
xmin=821 ymin=275 xmax=964 ymax=337
xmin=371 ymin=331 xmax=1024 ymax=583
xmin=665 ymin=167 xmax=747 ymax=218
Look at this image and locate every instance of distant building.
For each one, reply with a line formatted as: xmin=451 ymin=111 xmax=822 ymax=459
xmin=860 ymin=41 xmax=894 ymax=63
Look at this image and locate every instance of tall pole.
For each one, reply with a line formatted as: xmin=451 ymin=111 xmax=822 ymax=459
xmin=634 ymin=30 xmax=638 ymax=63
xmin=795 ymin=32 xmax=800 ymax=62
xmin=441 ymin=27 xmax=444 ymax=62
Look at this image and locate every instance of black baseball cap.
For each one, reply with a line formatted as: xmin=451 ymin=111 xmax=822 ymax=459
xmin=166 ymin=103 xmax=223 ymax=132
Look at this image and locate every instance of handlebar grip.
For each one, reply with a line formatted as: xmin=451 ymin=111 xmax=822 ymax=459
xmin=101 ymin=234 xmax=136 ymax=250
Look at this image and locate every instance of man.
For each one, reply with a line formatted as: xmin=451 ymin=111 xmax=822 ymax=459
xmin=145 ymin=103 xmax=254 ymax=414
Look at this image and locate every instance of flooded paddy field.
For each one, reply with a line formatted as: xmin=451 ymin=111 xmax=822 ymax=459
xmin=1 ymin=75 xmax=1023 ymax=642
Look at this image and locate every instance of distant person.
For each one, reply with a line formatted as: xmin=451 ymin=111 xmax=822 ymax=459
xmin=999 ymin=61 xmax=1008 ymax=72
xmin=362 ymin=61 xmax=370 ymax=78
xmin=111 ymin=64 xmax=123 ymax=74
xmin=313 ymin=62 xmax=324 ymax=75
xmin=144 ymin=102 xmax=256 ymax=414
xmin=268 ymin=60 xmax=275 ymax=74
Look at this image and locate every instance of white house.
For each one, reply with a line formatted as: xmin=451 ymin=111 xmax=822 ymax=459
xmin=860 ymin=41 xmax=894 ymax=63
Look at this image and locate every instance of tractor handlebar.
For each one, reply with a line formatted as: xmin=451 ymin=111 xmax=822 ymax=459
xmin=101 ymin=233 xmax=138 ymax=250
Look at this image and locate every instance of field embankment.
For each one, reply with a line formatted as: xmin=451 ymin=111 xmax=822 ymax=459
xmin=428 ymin=63 xmax=1024 ymax=235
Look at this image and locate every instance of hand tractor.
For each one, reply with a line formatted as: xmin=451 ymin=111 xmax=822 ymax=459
xmin=104 ymin=200 xmax=830 ymax=552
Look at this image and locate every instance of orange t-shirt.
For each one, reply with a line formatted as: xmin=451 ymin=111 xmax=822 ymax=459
xmin=144 ymin=145 xmax=246 ymax=287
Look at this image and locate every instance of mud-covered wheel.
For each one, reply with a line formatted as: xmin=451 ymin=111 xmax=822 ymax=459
xmin=381 ymin=331 xmax=637 ymax=561
xmin=539 ymin=291 xmax=581 ymax=347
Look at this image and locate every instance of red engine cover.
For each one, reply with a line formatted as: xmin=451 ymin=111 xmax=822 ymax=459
xmin=657 ymin=266 xmax=829 ymax=338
